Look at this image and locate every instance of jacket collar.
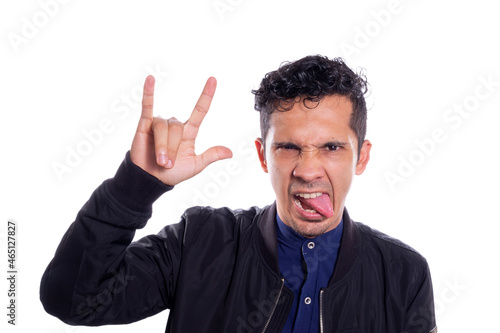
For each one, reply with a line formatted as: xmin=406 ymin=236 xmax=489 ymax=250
xmin=257 ymin=202 xmax=280 ymax=274
xmin=330 ymin=208 xmax=359 ymax=284
xmin=257 ymin=202 xmax=359 ymax=284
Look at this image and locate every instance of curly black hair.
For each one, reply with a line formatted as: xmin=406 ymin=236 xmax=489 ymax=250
xmin=252 ymin=55 xmax=369 ymax=156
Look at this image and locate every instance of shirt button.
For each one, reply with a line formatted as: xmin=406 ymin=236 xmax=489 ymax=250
xmin=304 ymin=297 xmax=312 ymax=305
xmin=307 ymin=242 xmax=315 ymax=249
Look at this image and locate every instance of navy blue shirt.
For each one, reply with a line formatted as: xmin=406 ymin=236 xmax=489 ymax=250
xmin=276 ymin=214 xmax=343 ymax=333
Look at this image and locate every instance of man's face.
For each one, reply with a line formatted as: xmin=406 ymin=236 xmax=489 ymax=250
xmin=255 ymin=94 xmax=371 ymax=238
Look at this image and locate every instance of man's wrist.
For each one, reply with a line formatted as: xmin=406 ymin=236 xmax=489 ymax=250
xmin=106 ymin=151 xmax=173 ymax=213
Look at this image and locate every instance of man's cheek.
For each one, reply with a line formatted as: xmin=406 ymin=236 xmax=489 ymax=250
xmin=329 ymin=174 xmax=352 ymax=200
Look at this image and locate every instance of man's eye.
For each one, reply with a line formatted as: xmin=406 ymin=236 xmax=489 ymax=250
xmin=326 ymin=145 xmax=339 ymax=152
xmin=275 ymin=144 xmax=300 ymax=158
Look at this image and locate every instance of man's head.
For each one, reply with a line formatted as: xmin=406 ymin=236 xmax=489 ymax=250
xmin=252 ymin=55 xmax=372 ymax=238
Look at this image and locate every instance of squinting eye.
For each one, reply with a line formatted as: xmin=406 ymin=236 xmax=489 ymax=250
xmin=326 ymin=145 xmax=339 ymax=152
xmin=275 ymin=145 xmax=300 ymax=157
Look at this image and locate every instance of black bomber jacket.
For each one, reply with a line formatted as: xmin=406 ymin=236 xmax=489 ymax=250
xmin=40 ymin=152 xmax=437 ymax=332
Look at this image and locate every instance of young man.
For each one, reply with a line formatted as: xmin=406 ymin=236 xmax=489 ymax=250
xmin=40 ymin=55 xmax=437 ymax=332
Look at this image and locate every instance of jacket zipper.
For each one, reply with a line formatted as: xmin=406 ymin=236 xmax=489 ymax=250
xmin=261 ymin=278 xmax=285 ymax=333
xmin=319 ymin=289 xmax=324 ymax=333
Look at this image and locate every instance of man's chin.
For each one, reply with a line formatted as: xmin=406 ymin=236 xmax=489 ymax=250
xmin=291 ymin=218 xmax=334 ymax=238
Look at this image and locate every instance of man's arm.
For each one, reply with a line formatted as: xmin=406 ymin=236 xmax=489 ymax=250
xmin=40 ymin=75 xmax=232 ymax=325
xmin=40 ymin=152 xmax=179 ymax=325
xmin=404 ymin=260 xmax=437 ymax=333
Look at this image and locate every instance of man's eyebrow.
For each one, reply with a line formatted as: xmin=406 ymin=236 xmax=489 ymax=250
xmin=321 ymin=140 xmax=348 ymax=147
xmin=272 ymin=141 xmax=299 ymax=146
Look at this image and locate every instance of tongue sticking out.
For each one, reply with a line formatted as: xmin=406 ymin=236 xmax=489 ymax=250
xmin=298 ymin=193 xmax=334 ymax=218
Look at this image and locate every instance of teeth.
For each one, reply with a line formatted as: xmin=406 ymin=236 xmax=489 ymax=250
xmin=294 ymin=196 xmax=318 ymax=214
xmin=296 ymin=192 xmax=323 ymax=199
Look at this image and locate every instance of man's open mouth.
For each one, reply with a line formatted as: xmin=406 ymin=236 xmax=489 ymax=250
xmin=293 ymin=192 xmax=334 ymax=218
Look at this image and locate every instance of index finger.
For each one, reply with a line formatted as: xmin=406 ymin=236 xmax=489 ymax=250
xmin=141 ymin=75 xmax=156 ymax=120
xmin=184 ymin=77 xmax=217 ymax=138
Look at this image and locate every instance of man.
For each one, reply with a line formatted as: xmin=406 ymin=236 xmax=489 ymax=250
xmin=40 ymin=55 xmax=437 ymax=332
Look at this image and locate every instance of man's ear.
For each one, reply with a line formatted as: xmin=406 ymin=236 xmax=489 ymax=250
xmin=255 ymin=138 xmax=268 ymax=173
xmin=355 ymin=140 xmax=372 ymax=175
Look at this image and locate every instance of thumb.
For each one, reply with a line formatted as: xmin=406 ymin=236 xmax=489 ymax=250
xmin=197 ymin=146 xmax=233 ymax=172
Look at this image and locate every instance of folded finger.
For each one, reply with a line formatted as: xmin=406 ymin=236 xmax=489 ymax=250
xmin=152 ymin=116 xmax=169 ymax=166
xmin=166 ymin=117 xmax=184 ymax=169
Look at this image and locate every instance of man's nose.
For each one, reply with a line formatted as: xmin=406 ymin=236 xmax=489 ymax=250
xmin=292 ymin=151 xmax=326 ymax=182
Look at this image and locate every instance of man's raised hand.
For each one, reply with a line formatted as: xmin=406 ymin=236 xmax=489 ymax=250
xmin=130 ymin=75 xmax=233 ymax=186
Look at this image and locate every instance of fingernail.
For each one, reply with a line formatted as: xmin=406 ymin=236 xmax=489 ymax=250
xmin=158 ymin=154 xmax=167 ymax=165
xmin=166 ymin=160 xmax=173 ymax=169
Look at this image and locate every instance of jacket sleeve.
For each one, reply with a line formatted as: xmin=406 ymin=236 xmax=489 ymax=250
xmin=40 ymin=151 xmax=182 ymax=326
xmin=404 ymin=259 xmax=437 ymax=333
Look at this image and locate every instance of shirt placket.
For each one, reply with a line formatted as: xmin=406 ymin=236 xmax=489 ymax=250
xmin=292 ymin=240 xmax=319 ymax=332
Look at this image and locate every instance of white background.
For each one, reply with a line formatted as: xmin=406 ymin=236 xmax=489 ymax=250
xmin=1 ymin=0 xmax=499 ymax=332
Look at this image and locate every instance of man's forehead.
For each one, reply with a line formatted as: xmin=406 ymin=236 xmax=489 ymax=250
xmin=270 ymin=95 xmax=352 ymax=126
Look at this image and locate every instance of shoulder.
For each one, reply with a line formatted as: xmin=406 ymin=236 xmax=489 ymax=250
xmin=180 ymin=205 xmax=269 ymax=240
xmin=182 ymin=205 xmax=265 ymax=223
xmin=354 ymin=221 xmax=429 ymax=268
